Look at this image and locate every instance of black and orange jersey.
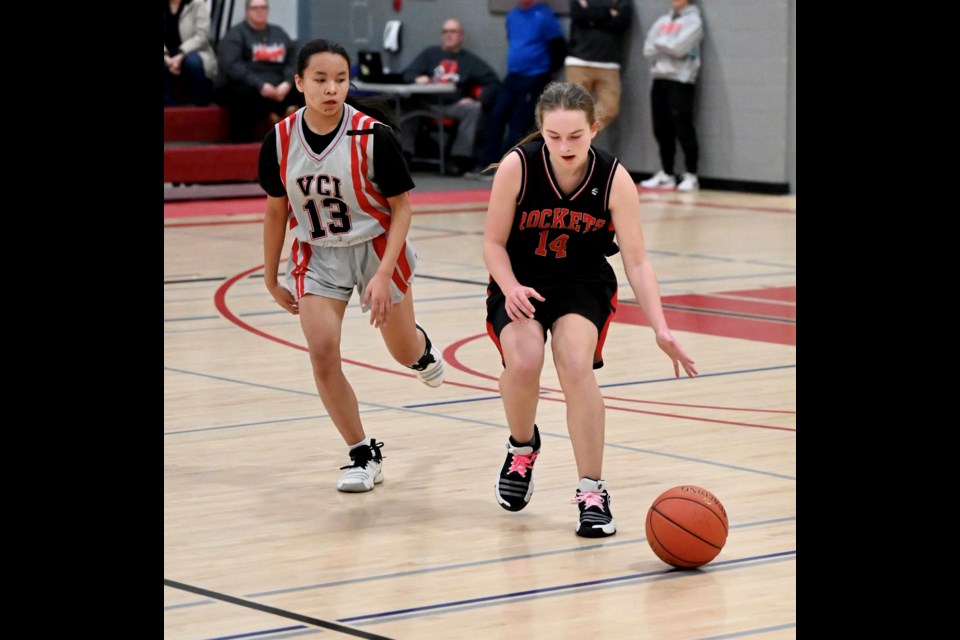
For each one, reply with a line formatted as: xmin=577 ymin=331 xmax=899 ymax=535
xmin=506 ymin=140 xmax=619 ymax=286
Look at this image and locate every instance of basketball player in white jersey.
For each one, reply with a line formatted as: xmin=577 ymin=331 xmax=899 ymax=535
xmin=483 ymin=82 xmax=697 ymax=537
xmin=258 ymin=39 xmax=444 ymax=493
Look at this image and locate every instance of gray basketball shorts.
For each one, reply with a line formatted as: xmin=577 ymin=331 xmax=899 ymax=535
xmin=285 ymin=235 xmax=418 ymax=307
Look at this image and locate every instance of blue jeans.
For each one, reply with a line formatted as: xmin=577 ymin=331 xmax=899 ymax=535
xmin=479 ymin=72 xmax=552 ymax=166
xmin=164 ymin=51 xmax=211 ymax=106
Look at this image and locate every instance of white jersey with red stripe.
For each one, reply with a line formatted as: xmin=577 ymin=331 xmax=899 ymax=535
xmin=273 ymin=104 xmax=395 ymax=248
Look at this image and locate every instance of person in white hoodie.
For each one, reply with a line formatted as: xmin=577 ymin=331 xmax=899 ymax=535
xmin=639 ymin=0 xmax=703 ymax=192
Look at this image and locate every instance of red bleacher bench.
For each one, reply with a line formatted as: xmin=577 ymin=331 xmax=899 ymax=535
xmin=164 ymin=143 xmax=261 ymax=184
xmin=164 ymin=105 xmax=266 ymax=183
xmin=164 ymin=106 xmax=230 ymax=143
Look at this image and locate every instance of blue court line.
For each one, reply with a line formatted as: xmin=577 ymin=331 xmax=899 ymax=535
xmin=163 ymin=303 xmax=485 ymax=326
xmin=163 ymin=280 xmax=226 ymax=289
xmin=600 ymin=364 xmax=796 ymax=388
xmin=164 ymin=309 xmax=284 ymax=323
xmin=342 ymin=551 xmax=796 ymax=625
xmin=191 ymin=554 xmax=795 ymax=637
xmin=163 ymin=366 xmax=794 ymax=479
xmin=685 ymin=254 xmax=795 ymax=270
xmin=365 ymin=364 xmax=798 ymax=407
xmin=164 ymin=365 xmax=795 ymax=443
xmin=163 ymin=366 xmax=510 ymax=435
xmin=164 ymin=367 xmax=320 ymax=398
xmin=166 ymin=291 xmax=272 ymax=304
xmin=697 ymin=623 xmax=797 ymax=640
xmin=403 ymin=394 xmax=504 ymax=409
xmin=164 ymin=295 xmax=485 ymax=325
xmin=166 ymin=402 xmax=794 ymax=481
xmin=743 ymin=259 xmax=796 ymax=269
xmin=662 ymin=304 xmax=795 ymax=324
xmin=165 ymin=314 xmax=226 ymax=322
xmin=687 ymin=253 xmax=738 ymax=263
xmin=165 ymin=517 xmax=795 ymax=611
xmin=255 ymin=631 xmax=318 ymax=640
xmin=165 ymin=290 xmax=486 ymax=308
xmin=603 ymin=441 xmax=794 ymax=480
xmin=165 ymin=411 xmax=388 ymax=436
xmin=206 ymin=626 xmax=316 ymax=640
xmin=163 ymin=300 xmax=483 ymax=335
xmin=165 ymin=322 xmax=294 ymax=335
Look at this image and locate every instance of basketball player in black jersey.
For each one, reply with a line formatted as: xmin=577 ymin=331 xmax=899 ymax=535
xmin=483 ymin=82 xmax=697 ymax=537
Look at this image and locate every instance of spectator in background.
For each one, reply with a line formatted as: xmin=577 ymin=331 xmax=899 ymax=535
xmin=564 ymin=0 xmax=633 ymax=128
xmin=164 ymin=0 xmax=218 ymax=106
xmin=474 ymin=0 xmax=565 ymax=176
xmin=640 ymin=0 xmax=704 ymax=192
xmin=215 ymin=0 xmax=305 ymax=142
xmin=401 ymin=19 xmax=501 ymax=176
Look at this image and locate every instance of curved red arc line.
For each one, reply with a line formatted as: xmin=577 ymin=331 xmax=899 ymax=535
xmin=213 ymin=265 xmax=500 ymax=392
xmin=444 ymin=333 xmax=796 ymax=418
xmin=214 ymin=268 xmax=795 ymax=431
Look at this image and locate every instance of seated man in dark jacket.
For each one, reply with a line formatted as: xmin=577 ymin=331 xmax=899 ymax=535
xmin=401 ymin=18 xmax=500 ymax=175
xmin=214 ymin=0 xmax=305 ymax=142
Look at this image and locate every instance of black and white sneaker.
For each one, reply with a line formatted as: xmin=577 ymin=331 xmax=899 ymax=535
xmin=410 ymin=324 xmax=444 ymax=388
xmin=494 ymin=425 xmax=541 ymax=511
xmin=572 ymin=478 xmax=616 ymax=537
xmin=337 ymin=439 xmax=385 ymax=492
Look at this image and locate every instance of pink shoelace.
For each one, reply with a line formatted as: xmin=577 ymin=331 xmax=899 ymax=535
xmin=571 ymin=490 xmax=606 ymax=509
xmin=507 ymin=452 xmax=538 ymax=477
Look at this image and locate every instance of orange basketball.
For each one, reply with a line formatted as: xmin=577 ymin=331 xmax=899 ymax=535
xmin=645 ymin=485 xmax=728 ymax=569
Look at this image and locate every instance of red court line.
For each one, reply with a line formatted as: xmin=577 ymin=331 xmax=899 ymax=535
xmin=597 ymin=392 xmax=796 ymax=414
xmin=163 ymin=209 xmax=489 ymax=229
xmin=213 ymin=272 xmax=795 ymax=431
xmin=615 ymin=304 xmax=796 ymax=346
xmin=718 ymin=286 xmax=796 ymax=303
xmin=165 ymin=198 xmax=266 ymax=218
xmin=638 ymin=192 xmax=795 ymax=214
xmin=165 ymin=189 xmax=794 ymax=219
xmin=408 ymin=188 xmax=491 ymax=205
xmin=165 ymin=191 xmax=492 ymax=219
xmin=165 ymin=219 xmax=262 ymax=228
xmin=212 ymin=266 xmax=498 ymax=394
xmin=442 ymin=334 xmax=795 ymax=431
xmin=664 ymin=294 xmax=796 ymax=320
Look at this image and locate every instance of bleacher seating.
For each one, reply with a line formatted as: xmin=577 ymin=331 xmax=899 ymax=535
xmin=163 ymin=106 xmax=230 ymax=143
xmin=163 ymin=105 xmax=263 ymax=184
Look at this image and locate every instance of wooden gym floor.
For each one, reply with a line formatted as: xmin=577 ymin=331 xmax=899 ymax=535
xmin=164 ymin=178 xmax=796 ymax=639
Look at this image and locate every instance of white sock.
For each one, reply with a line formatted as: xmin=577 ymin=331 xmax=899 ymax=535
xmin=578 ymin=477 xmax=606 ymax=493
xmin=348 ymin=438 xmax=369 ymax=451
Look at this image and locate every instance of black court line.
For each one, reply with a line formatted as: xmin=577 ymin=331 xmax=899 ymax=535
xmin=164 ymin=578 xmax=395 ymax=640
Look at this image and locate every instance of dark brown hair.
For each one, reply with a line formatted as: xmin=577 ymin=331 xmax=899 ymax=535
xmin=296 ymin=38 xmax=401 ymax=131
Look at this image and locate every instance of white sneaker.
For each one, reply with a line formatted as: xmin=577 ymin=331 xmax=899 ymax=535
xmin=411 ymin=324 xmax=444 ymax=387
xmin=640 ymin=170 xmax=676 ymax=189
xmin=677 ymin=173 xmax=699 ymax=192
xmin=337 ymin=439 xmax=384 ymax=492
